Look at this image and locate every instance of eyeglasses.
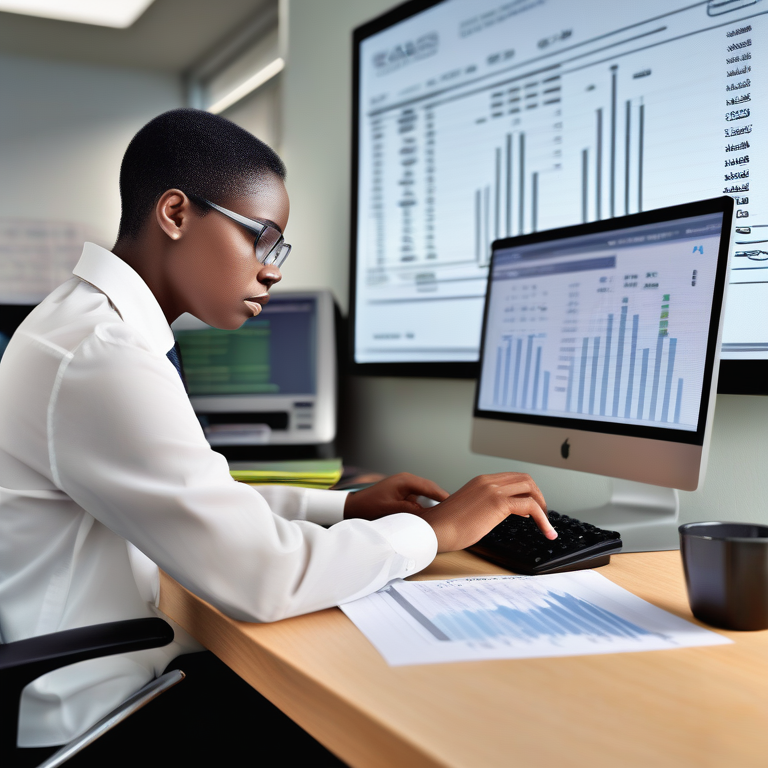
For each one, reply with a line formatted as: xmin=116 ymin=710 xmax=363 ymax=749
xmin=187 ymin=193 xmax=291 ymax=268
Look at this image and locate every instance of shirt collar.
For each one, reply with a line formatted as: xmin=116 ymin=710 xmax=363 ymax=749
xmin=72 ymin=242 xmax=175 ymax=356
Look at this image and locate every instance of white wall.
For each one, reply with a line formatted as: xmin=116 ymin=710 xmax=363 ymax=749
xmin=0 ymin=52 xmax=182 ymax=246
xmin=222 ymin=73 xmax=282 ymax=156
xmin=282 ymin=0 xmax=768 ymax=524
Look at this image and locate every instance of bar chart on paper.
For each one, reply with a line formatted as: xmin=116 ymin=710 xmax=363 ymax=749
xmin=340 ymin=572 xmax=730 ymax=665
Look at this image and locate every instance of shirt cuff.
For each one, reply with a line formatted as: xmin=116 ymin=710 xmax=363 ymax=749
xmin=302 ymin=488 xmax=349 ymax=526
xmin=368 ymin=513 xmax=438 ymax=578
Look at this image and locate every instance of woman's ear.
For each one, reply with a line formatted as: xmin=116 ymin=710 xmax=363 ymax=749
xmin=155 ymin=189 xmax=195 ymax=241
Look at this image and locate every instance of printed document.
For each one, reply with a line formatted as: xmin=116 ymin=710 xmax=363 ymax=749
xmin=340 ymin=571 xmax=731 ymax=665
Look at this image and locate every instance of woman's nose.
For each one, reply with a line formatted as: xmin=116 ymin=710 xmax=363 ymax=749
xmin=258 ymin=263 xmax=282 ymax=290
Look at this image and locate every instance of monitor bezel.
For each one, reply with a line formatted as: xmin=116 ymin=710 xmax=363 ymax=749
xmin=348 ymin=0 xmax=766 ymax=392
xmin=472 ymin=197 xmax=734 ymax=447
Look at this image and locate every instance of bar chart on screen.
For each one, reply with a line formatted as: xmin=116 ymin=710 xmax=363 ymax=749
xmin=354 ymin=0 xmax=768 ymax=364
xmin=477 ymin=221 xmax=722 ymax=430
xmin=491 ymin=303 xmax=686 ymax=426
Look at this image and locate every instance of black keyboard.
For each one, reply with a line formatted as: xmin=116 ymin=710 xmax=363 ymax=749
xmin=468 ymin=511 xmax=622 ymax=575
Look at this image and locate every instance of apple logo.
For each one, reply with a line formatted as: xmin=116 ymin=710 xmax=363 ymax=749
xmin=561 ymin=438 xmax=570 ymax=459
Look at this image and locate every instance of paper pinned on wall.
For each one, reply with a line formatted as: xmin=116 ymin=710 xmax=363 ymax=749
xmin=340 ymin=570 xmax=731 ymax=666
xmin=0 ymin=219 xmax=101 ymax=303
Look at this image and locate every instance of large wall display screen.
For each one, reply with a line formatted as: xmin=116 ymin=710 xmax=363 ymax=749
xmin=351 ymin=0 xmax=768 ymax=388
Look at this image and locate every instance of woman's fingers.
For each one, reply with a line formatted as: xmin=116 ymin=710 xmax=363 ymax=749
xmin=391 ymin=473 xmax=450 ymax=502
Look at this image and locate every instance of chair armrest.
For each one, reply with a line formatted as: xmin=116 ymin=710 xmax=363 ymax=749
xmin=0 ymin=618 xmax=174 ymax=684
xmin=0 ymin=618 xmax=174 ymax=753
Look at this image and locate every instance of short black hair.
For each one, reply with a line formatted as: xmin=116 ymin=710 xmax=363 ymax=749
xmin=117 ymin=108 xmax=286 ymax=241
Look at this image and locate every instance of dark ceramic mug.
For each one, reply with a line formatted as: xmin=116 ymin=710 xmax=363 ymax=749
xmin=679 ymin=522 xmax=768 ymax=631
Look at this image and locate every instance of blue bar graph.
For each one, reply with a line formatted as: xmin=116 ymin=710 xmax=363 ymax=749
xmin=558 ymin=301 xmax=684 ymax=425
xmin=422 ymin=591 xmax=655 ymax=643
xmin=494 ymin=334 xmax=550 ymax=413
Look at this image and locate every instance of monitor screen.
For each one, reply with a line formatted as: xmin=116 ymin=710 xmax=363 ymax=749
xmin=351 ymin=0 xmax=767 ymax=390
xmin=476 ymin=209 xmax=726 ymax=440
xmin=175 ymin=297 xmax=317 ymax=397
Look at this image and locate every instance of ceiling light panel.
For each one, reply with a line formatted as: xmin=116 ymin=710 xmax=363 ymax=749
xmin=0 ymin=0 xmax=156 ymax=28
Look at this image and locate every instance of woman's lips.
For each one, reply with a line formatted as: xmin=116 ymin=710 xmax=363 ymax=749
xmin=244 ymin=294 xmax=269 ymax=316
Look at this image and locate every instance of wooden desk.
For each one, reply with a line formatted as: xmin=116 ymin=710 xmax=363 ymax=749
xmin=159 ymin=552 xmax=768 ymax=768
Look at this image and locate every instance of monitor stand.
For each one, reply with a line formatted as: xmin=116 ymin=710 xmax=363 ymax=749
xmin=573 ymin=479 xmax=680 ymax=552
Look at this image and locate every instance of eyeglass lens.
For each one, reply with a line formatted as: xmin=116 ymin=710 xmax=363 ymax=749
xmin=255 ymin=228 xmax=290 ymax=268
xmin=270 ymin=243 xmax=291 ymax=268
xmin=255 ymin=227 xmax=280 ymax=259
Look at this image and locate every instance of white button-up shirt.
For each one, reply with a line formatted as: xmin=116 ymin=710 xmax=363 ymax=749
xmin=0 ymin=243 xmax=437 ymax=747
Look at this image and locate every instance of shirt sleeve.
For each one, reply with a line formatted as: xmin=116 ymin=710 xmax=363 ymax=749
xmin=253 ymin=485 xmax=349 ymax=526
xmin=49 ymin=322 xmax=437 ymax=623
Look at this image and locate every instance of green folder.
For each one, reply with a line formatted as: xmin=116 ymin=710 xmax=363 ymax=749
xmin=230 ymin=459 xmax=343 ymax=490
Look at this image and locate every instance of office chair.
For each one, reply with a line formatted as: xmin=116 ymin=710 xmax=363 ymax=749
xmin=1 ymin=618 xmax=184 ymax=768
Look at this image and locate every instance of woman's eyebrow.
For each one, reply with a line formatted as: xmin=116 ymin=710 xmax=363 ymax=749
xmin=261 ymin=218 xmax=282 ymax=234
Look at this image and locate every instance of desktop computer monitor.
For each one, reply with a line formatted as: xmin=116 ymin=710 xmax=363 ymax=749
xmin=172 ymin=291 xmax=337 ymax=451
xmin=351 ymin=0 xmax=766 ymax=392
xmin=471 ymin=197 xmax=733 ymax=551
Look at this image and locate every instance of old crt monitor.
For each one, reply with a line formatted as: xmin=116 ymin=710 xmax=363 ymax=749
xmin=351 ymin=0 xmax=765 ymax=391
xmin=472 ymin=198 xmax=733 ymax=551
xmin=172 ymin=291 xmax=336 ymax=449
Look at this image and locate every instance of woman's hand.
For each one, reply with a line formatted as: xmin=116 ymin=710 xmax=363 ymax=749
xmin=413 ymin=472 xmax=554 ymax=553
xmin=344 ymin=471 xmax=553 ymax=553
xmin=343 ymin=472 xmax=449 ymax=521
